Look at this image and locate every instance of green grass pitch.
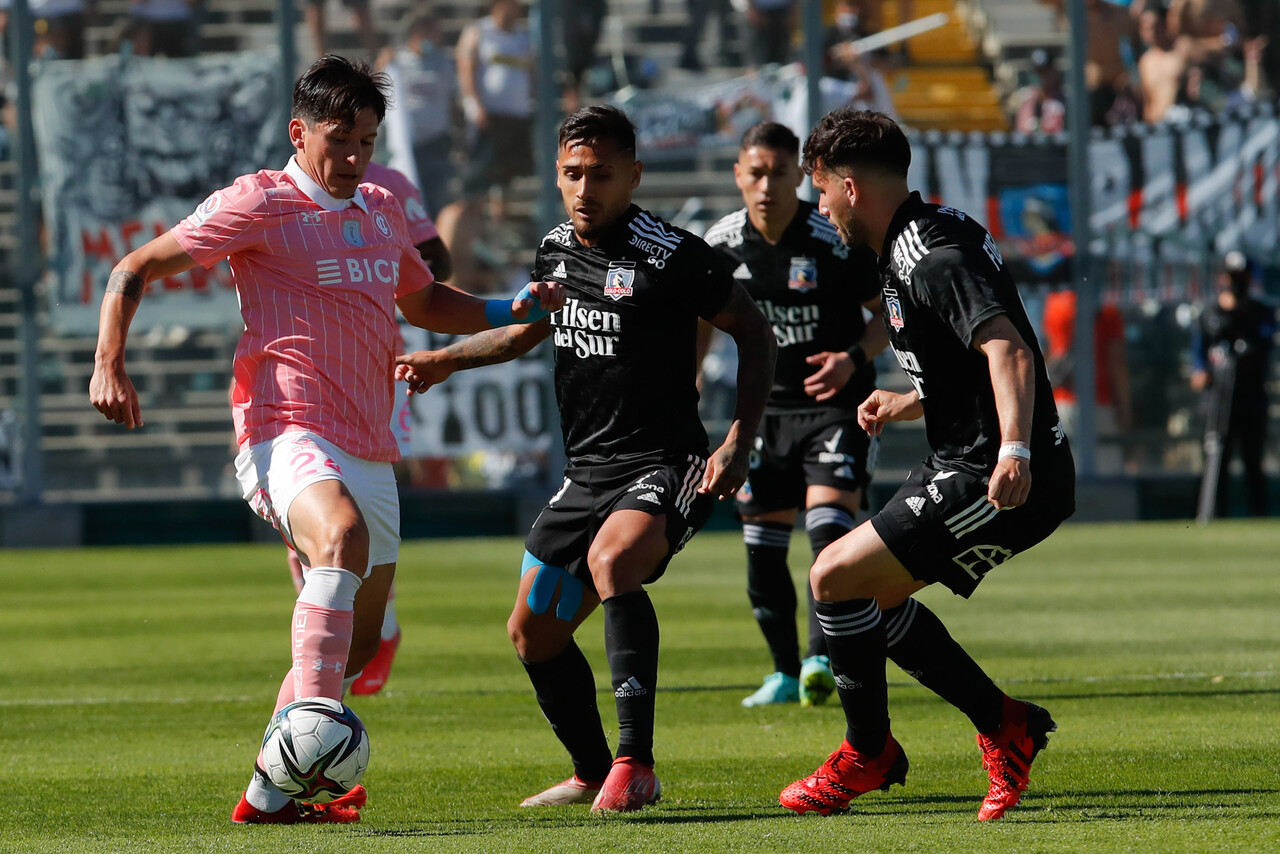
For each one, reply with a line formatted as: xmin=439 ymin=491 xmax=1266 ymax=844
xmin=2 ymin=521 xmax=1278 ymax=853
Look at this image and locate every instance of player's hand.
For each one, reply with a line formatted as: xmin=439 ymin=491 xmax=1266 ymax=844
xmin=394 ymin=350 xmax=454 ymax=395
xmin=987 ymin=457 xmax=1031 ymax=510
xmin=698 ymin=437 xmax=750 ymax=499
xmin=803 ymin=351 xmax=855 ymax=401
xmin=856 ymin=388 xmax=923 ymax=436
xmin=89 ymin=363 xmax=143 ymax=428
xmin=511 ymin=281 xmax=565 ymax=323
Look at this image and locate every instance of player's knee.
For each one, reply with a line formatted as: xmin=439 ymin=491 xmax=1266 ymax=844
xmin=508 ymin=611 xmax=567 ymax=662
xmin=309 ymin=515 xmax=370 ymax=569
xmin=588 ymin=540 xmax=662 ymax=595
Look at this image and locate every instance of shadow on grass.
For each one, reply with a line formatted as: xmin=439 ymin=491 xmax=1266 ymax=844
xmin=353 ymin=787 xmax=1280 ymax=837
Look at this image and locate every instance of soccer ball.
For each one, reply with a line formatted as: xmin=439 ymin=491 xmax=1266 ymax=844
xmin=260 ymin=697 xmax=370 ymax=803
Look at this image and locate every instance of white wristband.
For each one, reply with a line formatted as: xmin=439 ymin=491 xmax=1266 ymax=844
xmin=998 ymin=442 xmax=1031 ymax=462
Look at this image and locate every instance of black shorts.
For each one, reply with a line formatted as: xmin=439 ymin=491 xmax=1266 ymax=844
xmin=871 ymin=447 xmax=1075 ymax=598
xmin=524 ymin=454 xmax=715 ymax=592
xmin=736 ymin=409 xmax=876 ymax=515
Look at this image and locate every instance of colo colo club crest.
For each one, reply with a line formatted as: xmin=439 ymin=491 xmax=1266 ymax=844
xmin=604 ymin=262 xmax=635 ymax=301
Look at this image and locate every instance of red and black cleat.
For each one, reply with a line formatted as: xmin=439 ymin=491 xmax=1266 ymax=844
xmin=779 ymin=733 xmax=909 ymax=816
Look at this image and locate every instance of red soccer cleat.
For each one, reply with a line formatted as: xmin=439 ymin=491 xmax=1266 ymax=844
xmin=351 ymin=630 xmax=401 ymax=696
xmin=976 ymin=697 xmax=1056 ymax=820
xmin=779 ymin=733 xmax=909 ymax=816
xmin=590 ymin=757 xmax=663 ymax=813
xmin=231 ymin=784 xmax=368 ymax=824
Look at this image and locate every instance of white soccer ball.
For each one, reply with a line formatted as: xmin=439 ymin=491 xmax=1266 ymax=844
xmin=260 ymin=697 xmax=370 ymax=803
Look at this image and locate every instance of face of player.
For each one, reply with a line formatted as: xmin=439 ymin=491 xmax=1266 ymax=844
xmin=811 ymin=166 xmax=869 ymax=249
xmin=556 ymin=139 xmax=643 ymax=245
xmin=734 ymin=145 xmax=802 ymax=225
xmin=289 ymin=107 xmax=380 ymax=200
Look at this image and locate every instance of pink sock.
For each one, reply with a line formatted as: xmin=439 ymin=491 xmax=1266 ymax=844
xmin=291 ymin=603 xmax=355 ymax=700
xmin=289 ymin=565 xmax=361 ymax=700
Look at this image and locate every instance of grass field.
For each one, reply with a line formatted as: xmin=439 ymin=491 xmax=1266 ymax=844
xmin=3 ymin=521 xmax=1278 ymax=853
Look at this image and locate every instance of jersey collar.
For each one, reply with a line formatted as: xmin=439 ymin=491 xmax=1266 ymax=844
xmin=880 ymin=190 xmax=926 ymax=259
xmin=284 ymin=155 xmax=370 ymax=214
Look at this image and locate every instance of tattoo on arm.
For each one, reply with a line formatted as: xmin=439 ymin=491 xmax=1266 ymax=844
xmin=106 ymin=271 xmax=145 ymax=303
xmin=444 ymin=325 xmax=537 ymax=370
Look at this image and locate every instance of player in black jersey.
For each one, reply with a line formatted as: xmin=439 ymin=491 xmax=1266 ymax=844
xmin=396 ymin=105 xmax=776 ymax=812
xmin=705 ymin=122 xmax=887 ymax=709
xmin=776 ymin=109 xmax=1075 ymax=821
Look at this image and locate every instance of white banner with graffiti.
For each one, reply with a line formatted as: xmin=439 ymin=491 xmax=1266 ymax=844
xmin=32 ymin=52 xmax=287 ymax=334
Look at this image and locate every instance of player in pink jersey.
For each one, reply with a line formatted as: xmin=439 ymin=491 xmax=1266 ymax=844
xmin=89 ymin=55 xmax=563 ymax=825
xmin=282 ymin=160 xmax=453 ymax=697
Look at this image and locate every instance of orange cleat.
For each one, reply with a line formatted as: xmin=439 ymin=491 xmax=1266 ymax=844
xmin=779 ymin=733 xmax=908 ymax=816
xmin=351 ymin=630 xmax=401 ymax=696
xmin=976 ymin=697 xmax=1056 ymax=820
xmin=231 ymin=785 xmax=367 ymax=824
xmin=590 ymin=757 xmax=662 ymax=813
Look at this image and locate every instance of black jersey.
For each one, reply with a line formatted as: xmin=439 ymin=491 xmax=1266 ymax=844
xmin=534 ymin=205 xmax=734 ymax=464
xmin=879 ymin=192 xmax=1066 ymax=473
xmin=705 ymin=201 xmax=881 ymax=411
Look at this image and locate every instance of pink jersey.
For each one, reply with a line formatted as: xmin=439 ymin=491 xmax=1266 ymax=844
xmin=173 ymin=157 xmax=433 ymax=461
xmin=364 ymin=161 xmax=440 ymax=246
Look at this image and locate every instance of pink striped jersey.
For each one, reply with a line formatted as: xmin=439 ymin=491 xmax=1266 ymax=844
xmin=172 ymin=156 xmax=433 ymax=462
xmin=363 ymin=161 xmax=440 ymax=246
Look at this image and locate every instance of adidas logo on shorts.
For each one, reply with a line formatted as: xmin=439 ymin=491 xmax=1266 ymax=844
xmin=906 ymin=496 xmax=926 ymax=516
xmin=635 ymin=491 xmax=661 ymax=505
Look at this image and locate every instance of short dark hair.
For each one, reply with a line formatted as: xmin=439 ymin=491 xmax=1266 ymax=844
xmin=292 ymin=55 xmax=392 ymax=131
xmin=558 ymin=104 xmax=637 ymax=156
xmin=802 ymin=109 xmax=910 ymax=179
xmin=740 ymin=121 xmax=799 ymax=156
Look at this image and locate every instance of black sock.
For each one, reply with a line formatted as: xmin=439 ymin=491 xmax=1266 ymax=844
xmin=816 ymin=597 xmax=889 ymax=754
xmin=522 ymin=641 xmax=613 ymax=782
xmin=883 ymin=597 xmax=1005 ymax=733
xmin=603 ymin=590 xmax=659 ymax=766
xmin=743 ymin=521 xmax=800 ymax=676
xmin=804 ymin=503 xmax=856 ymax=658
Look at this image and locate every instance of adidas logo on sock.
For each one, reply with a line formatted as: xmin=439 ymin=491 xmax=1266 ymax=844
xmin=833 ymin=674 xmax=862 ymax=691
xmin=615 ymin=676 xmax=648 ymax=698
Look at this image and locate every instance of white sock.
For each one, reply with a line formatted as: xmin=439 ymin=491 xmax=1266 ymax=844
xmin=246 ymin=769 xmax=292 ymax=811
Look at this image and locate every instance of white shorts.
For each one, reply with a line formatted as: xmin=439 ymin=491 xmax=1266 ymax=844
xmin=234 ymin=431 xmax=401 ymax=571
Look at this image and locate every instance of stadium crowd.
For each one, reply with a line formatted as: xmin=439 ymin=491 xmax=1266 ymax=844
xmin=1024 ymin=0 xmax=1275 ymax=130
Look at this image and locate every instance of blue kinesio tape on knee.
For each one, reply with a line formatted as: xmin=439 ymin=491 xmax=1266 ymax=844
xmin=521 ymin=550 xmax=583 ymax=621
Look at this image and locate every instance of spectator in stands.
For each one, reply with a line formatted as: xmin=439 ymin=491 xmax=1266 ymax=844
xmin=743 ymin=0 xmax=794 ymax=67
xmin=0 ymin=0 xmax=93 ymax=59
xmin=378 ymin=5 xmax=458 ymax=220
xmin=823 ymin=0 xmax=868 ymax=79
xmin=306 ymin=0 xmax=379 ymax=59
xmin=558 ymin=0 xmax=606 ymax=112
xmin=679 ymin=0 xmax=736 ymax=71
xmin=128 ymin=0 xmax=197 ymax=57
xmin=1165 ymin=0 xmax=1266 ymax=113
xmin=1238 ymin=0 xmax=1280 ymax=93
xmin=1041 ymin=0 xmax=1138 ymax=124
xmin=1043 ymin=289 xmax=1134 ymax=474
xmin=1012 ymin=49 xmax=1067 ymax=133
xmin=1137 ymin=4 xmax=1184 ymax=122
xmin=455 ymin=0 xmax=534 ymax=226
xmin=1190 ymin=252 xmax=1276 ymax=517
